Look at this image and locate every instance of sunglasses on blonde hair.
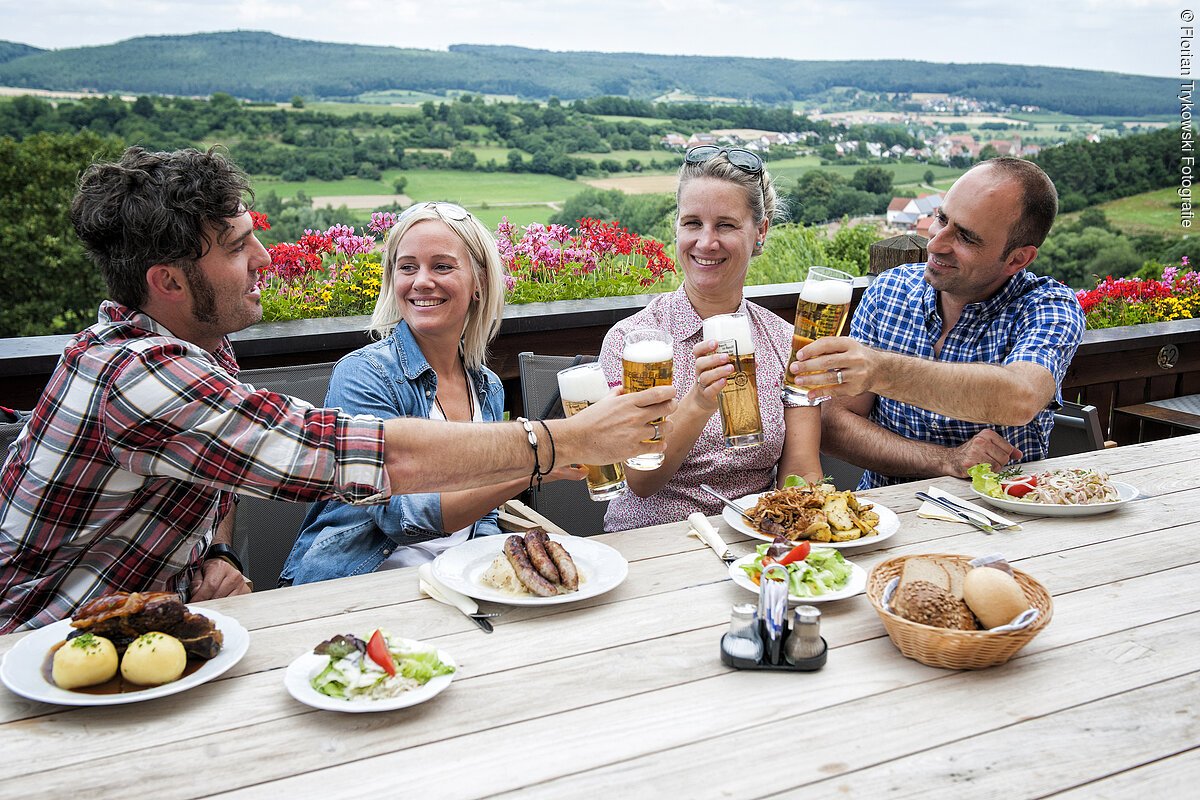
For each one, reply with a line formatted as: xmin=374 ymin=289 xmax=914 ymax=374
xmin=684 ymin=145 xmax=764 ymax=175
xmin=401 ymin=201 xmax=474 ymax=222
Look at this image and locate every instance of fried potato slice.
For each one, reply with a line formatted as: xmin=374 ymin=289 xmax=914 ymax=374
xmin=823 ymin=493 xmax=855 ymax=532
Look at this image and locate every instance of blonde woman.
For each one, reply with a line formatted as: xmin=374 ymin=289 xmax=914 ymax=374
xmin=281 ymin=202 xmax=583 ymax=584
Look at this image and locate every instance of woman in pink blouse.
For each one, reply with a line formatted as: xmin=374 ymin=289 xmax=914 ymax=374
xmin=598 ymin=147 xmax=823 ymax=531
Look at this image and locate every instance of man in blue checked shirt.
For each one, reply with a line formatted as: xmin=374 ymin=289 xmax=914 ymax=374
xmin=790 ymin=157 xmax=1084 ymax=489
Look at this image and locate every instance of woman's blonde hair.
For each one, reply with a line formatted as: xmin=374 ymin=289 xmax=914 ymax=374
xmin=676 ymin=151 xmax=788 ymax=226
xmin=368 ymin=202 xmax=507 ymax=370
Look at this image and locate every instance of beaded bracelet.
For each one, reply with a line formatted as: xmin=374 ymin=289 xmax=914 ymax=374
xmin=516 ymin=416 xmax=543 ymax=491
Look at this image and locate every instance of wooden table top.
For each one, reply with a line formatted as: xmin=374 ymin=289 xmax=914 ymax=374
xmin=3 ymin=434 xmax=1198 ymax=799
xmin=1116 ymin=394 xmax=1200 ymax=432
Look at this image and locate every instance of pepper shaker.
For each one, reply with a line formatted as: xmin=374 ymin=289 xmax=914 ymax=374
xmin=784 ymin=604 xmax=824 ymax=664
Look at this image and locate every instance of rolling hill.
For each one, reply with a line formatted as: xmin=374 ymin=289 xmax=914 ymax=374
xmin=0 ymin=31 xmax=1176 ymax=116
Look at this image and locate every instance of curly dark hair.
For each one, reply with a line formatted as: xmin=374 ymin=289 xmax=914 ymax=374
xmin=70 ymin=147 xmax=253 ymax=308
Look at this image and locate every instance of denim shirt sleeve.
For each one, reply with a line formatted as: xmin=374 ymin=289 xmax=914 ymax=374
xmin=326 ymin=351 xmax=443 ymax=538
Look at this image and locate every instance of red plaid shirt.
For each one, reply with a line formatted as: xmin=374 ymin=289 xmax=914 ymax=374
xmin=0 ymin=302 xmax=389 ymax=632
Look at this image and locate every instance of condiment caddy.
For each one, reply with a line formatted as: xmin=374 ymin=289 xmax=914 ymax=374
xmin=720 ymin=564 xmax=827 ymax=671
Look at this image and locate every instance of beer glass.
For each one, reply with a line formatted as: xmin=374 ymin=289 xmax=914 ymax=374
xmin=702 ymin=312 xmax=763 ymax=448
xmin=783 ymin=266 xmax=853 ymax=406
xmin=621 ymin=328 xmax=674 ymax=470
xmin=556 ymin=363 xmax=629 ymax=501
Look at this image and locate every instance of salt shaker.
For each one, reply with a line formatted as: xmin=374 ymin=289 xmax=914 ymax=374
xmin=784 ymin=604 xmax=824 ymax=664
xmin=721 ymin=603 xmax=763 ymax=663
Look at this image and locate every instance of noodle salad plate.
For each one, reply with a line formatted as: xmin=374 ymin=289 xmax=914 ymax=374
xmin=971 ymin=481 xmax=1139 ymax=517
xmin=722 ymin=492 xmax=900 ymax=549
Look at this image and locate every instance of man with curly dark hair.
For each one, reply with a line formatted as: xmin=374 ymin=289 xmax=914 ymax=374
xmin=0 ymin=147 xmax=674 ymax=632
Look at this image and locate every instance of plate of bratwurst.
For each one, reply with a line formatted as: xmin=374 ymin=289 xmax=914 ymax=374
xmin=431 ymin=529 xmax=628 ymax=606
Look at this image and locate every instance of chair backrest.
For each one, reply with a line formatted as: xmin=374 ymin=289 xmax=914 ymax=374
xmin=517 ymin=351 xmax=608 ymax=535
xmin=232 ymin=361 xmax=337 ymax=588
xmin=0 ymin=420 xmax=27 ymax=469
xmin=1047 ymin=400 xmax=1105 ymax=458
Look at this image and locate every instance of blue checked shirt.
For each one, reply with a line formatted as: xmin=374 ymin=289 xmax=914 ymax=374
xmin=851 ymin=264 xmax=1085 ymax=489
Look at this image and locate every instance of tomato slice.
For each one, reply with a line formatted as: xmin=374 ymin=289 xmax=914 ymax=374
xmin=1001 ymin=475 xmax=1038 ymax=498
xmin=778 ymin=541 xmax=811 ymax=566
xmin=366 ymin=629 xmax=396 ymax=676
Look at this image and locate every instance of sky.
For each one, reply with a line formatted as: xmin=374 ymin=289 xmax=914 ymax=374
xmin=0 ymin=0 xmax=1182 ymax=79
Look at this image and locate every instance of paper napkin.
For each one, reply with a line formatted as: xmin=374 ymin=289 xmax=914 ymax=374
xmin=917 ymin=486 xmax=1022 ymax=530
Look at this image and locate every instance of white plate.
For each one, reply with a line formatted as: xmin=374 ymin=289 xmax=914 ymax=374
xmin=722 ymin=492 xmax=899 ymax=549
xmin=284 ymin=646 xmax=456 ymax=713
xmin=728 ymin=553 xmax=867 ymax=604
xmin=0 ymin=606 xmax=249 ymax=706
xmin=970 ymin=480 xmax=1139 ymax=517
xmin=431 ymin=533 xmax=628 ymax=606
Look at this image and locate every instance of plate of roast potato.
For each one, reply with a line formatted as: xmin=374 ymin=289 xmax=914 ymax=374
xmin=0 ymin=592 xmax=249 ymax=706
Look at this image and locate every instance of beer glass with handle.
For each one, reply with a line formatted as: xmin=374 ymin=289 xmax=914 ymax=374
xmin=556 ymin=362 xmax=629 ymax=501
xmin=621 ymin=328 xmax=674 ymax=470
xmin=702 ymin=312 xmax=763 ymax=448
xmin=783 ymin=266 xmax=854 ymax=406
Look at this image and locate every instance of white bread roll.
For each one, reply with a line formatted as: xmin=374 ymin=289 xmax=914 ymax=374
xmin=963 ymin=567 xmax=1029 ymax=628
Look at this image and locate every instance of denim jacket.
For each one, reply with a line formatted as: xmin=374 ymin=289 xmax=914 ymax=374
xmin=280 ymin=320 xmax=505 ymax=585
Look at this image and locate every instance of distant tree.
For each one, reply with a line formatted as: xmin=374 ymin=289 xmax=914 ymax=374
xmin=850 ymin=166 xmax=893 ymax=195
xmin=448 ymin=147 xmax=477 ymax=171
xmin=356 ymin=162 xmax=381 ymax=180
xmin=290 ymin=95 xmax=305 ymax=109
xmin=978 ymin=144 xmax=1001 ymax=162
xmin=0 ymin=131 xmax=121 ymax=337
xmin=132 ymin=96 xmax=155 ymax=118
xmin=393 ymin=175 xmax=408 ymax=194
xmin=923 ymin=169 xmax=936 ymax=186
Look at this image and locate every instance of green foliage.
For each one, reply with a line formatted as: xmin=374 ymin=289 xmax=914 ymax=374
xmin=548 ymin=187 xmax=675 ymax=239
xmin=1034 ymin=127 xmax=1179 ymax=207
xmin=785 ymin=168 xmax=892 ymax=225
xmin=0 ymin=131 xmax=122 ymax=337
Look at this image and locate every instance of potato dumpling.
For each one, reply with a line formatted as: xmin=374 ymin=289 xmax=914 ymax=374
xmin=120 ymin=631 xmax=187 ymax=686
xmin=52 ymin=633 xmax=119 ymax=689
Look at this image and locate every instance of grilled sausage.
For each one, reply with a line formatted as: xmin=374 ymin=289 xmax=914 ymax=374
xmin=544 ymin=540 xmax=578 ymax=591
xmin=503 ymin=535 xmax=558 ymax=597
xmin=524 ymin=529 xmax=561 ymax=584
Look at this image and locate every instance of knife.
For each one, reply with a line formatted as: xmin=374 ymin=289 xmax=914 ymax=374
xmin=914 ymin=491 xmax=995 ymax=534
xmin=688 ymin=512 xmax=735 ymax=565
xmin=417 ymin=563 xmax=494 ymax=633
xmin=700 ymin=483 xmax=754 ymax=524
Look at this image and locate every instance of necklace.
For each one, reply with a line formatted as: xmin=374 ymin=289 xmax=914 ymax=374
xmin=433 ymin=357 xmax=475 ymax=421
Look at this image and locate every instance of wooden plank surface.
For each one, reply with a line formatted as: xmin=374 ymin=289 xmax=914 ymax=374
xmin=1 ymin=434 xmax=1197 ymax=799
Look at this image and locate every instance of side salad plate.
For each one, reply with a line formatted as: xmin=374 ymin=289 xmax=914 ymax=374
xmin=0 ymin=606 xmax=249 ymax=706
xmin=727 ymin=554 xmax=867 ymax=604
xmin=284 ymin=643 xmax=456 ymax=713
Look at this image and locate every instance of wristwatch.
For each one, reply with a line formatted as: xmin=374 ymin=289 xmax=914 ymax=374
xmin=204 ymin=543 xmax=245 ymax=575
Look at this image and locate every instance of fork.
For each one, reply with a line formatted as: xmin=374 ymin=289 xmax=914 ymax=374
xmin=916 ymin=492 xmax=1016 ymax=534
xmin=931 ymin=493 xmax=1019 ymax=531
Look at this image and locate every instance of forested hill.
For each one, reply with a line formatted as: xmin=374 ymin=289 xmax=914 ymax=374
xmin=0 ymin=31 xmax=1175 ymax=116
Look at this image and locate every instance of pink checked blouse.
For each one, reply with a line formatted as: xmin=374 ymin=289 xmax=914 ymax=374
xmin=598 ymin=287 xmax=795 ymax=532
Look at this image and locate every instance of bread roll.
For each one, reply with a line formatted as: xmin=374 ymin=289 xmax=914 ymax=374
xmin=893 ymin=580 xmax=978 ymax=630
xmin=963 ymin=567 xmax=1029 ymax=628
xmin=52 ymin=633 xmax=118 ymax=689
xmin=120 ymin=631 xmax=187 ymax=686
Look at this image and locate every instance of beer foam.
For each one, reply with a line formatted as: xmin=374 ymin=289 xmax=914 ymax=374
xmin=557 ymin=364 xmax=610 ymax=403
xmin=623 ymin=338 xmax=673 ymax=364
xmin=702 ymin=314 xmax=755 ymax=353
xmin=799 ymin=278 xmax=853 ymax=305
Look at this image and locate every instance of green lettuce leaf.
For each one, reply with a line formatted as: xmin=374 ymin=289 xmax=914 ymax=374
xmin=968 ymin=463 xmax=1004 ymax=498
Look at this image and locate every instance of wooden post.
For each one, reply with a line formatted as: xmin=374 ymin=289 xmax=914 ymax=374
xmin=869 ymin=234 xmax=927 ymax=276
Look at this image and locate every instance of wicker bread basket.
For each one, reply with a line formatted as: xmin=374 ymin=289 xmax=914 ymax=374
xmin=867 ymin=554 xmax=1053 ymax=670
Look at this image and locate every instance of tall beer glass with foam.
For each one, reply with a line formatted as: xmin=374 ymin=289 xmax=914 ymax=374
xmin=556 ymin=362 xmax=629 ymax=501
xmin=783 ymin=266 xmax=853 ymax=407
xmin=702 ymin=312 xmax=763 ymax=448
xmin=621 ymin=328 xmax=673 ymax=470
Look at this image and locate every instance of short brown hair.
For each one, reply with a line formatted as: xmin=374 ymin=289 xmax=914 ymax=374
xmin=975 ymin=157 xmax=1058 ymax=255
xmin=70 ymin=147 xmax=252 ymax=308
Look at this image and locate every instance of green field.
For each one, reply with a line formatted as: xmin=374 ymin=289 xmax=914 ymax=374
xmin=469 ymin=205 xmax=560 ymax=229
xmin=1060 ymin=187 xmax=1190 ymax=237
xmin=595 ymin=114 xmax=675 ymax=126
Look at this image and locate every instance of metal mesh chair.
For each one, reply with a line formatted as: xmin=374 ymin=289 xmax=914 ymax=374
xmin=232 ymin=361 xmax=337 ymax=588
xmin=517 ymin=351 xmax=609 ymax=535
xmin=1047 ymin=401 xmax=1106 ymax=457
xmin=0 ymin=420 xmax=27 ymax=468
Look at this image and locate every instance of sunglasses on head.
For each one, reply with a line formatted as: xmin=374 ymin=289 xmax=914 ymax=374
xmin=684 ymin=145 xmax=764 ymax=175
xmin=401 ymin=201 xmax=473 ymax=222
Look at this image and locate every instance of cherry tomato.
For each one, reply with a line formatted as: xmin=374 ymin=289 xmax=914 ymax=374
xmin=778 ymin=541 xmax=811 ymax=566
xmin=366 ymin=629 xmax=396 ymax=676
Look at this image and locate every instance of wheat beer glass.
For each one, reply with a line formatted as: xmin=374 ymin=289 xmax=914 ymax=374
xmin=556 ymin=363 xmax=629 ymax=501
xmin=702 ymin=312 xmax=763 ymax=448
xmin=783 ymin=266 xmax=853 ymax=406
xmin=621 ymin=328 xmax=674 ymax=470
